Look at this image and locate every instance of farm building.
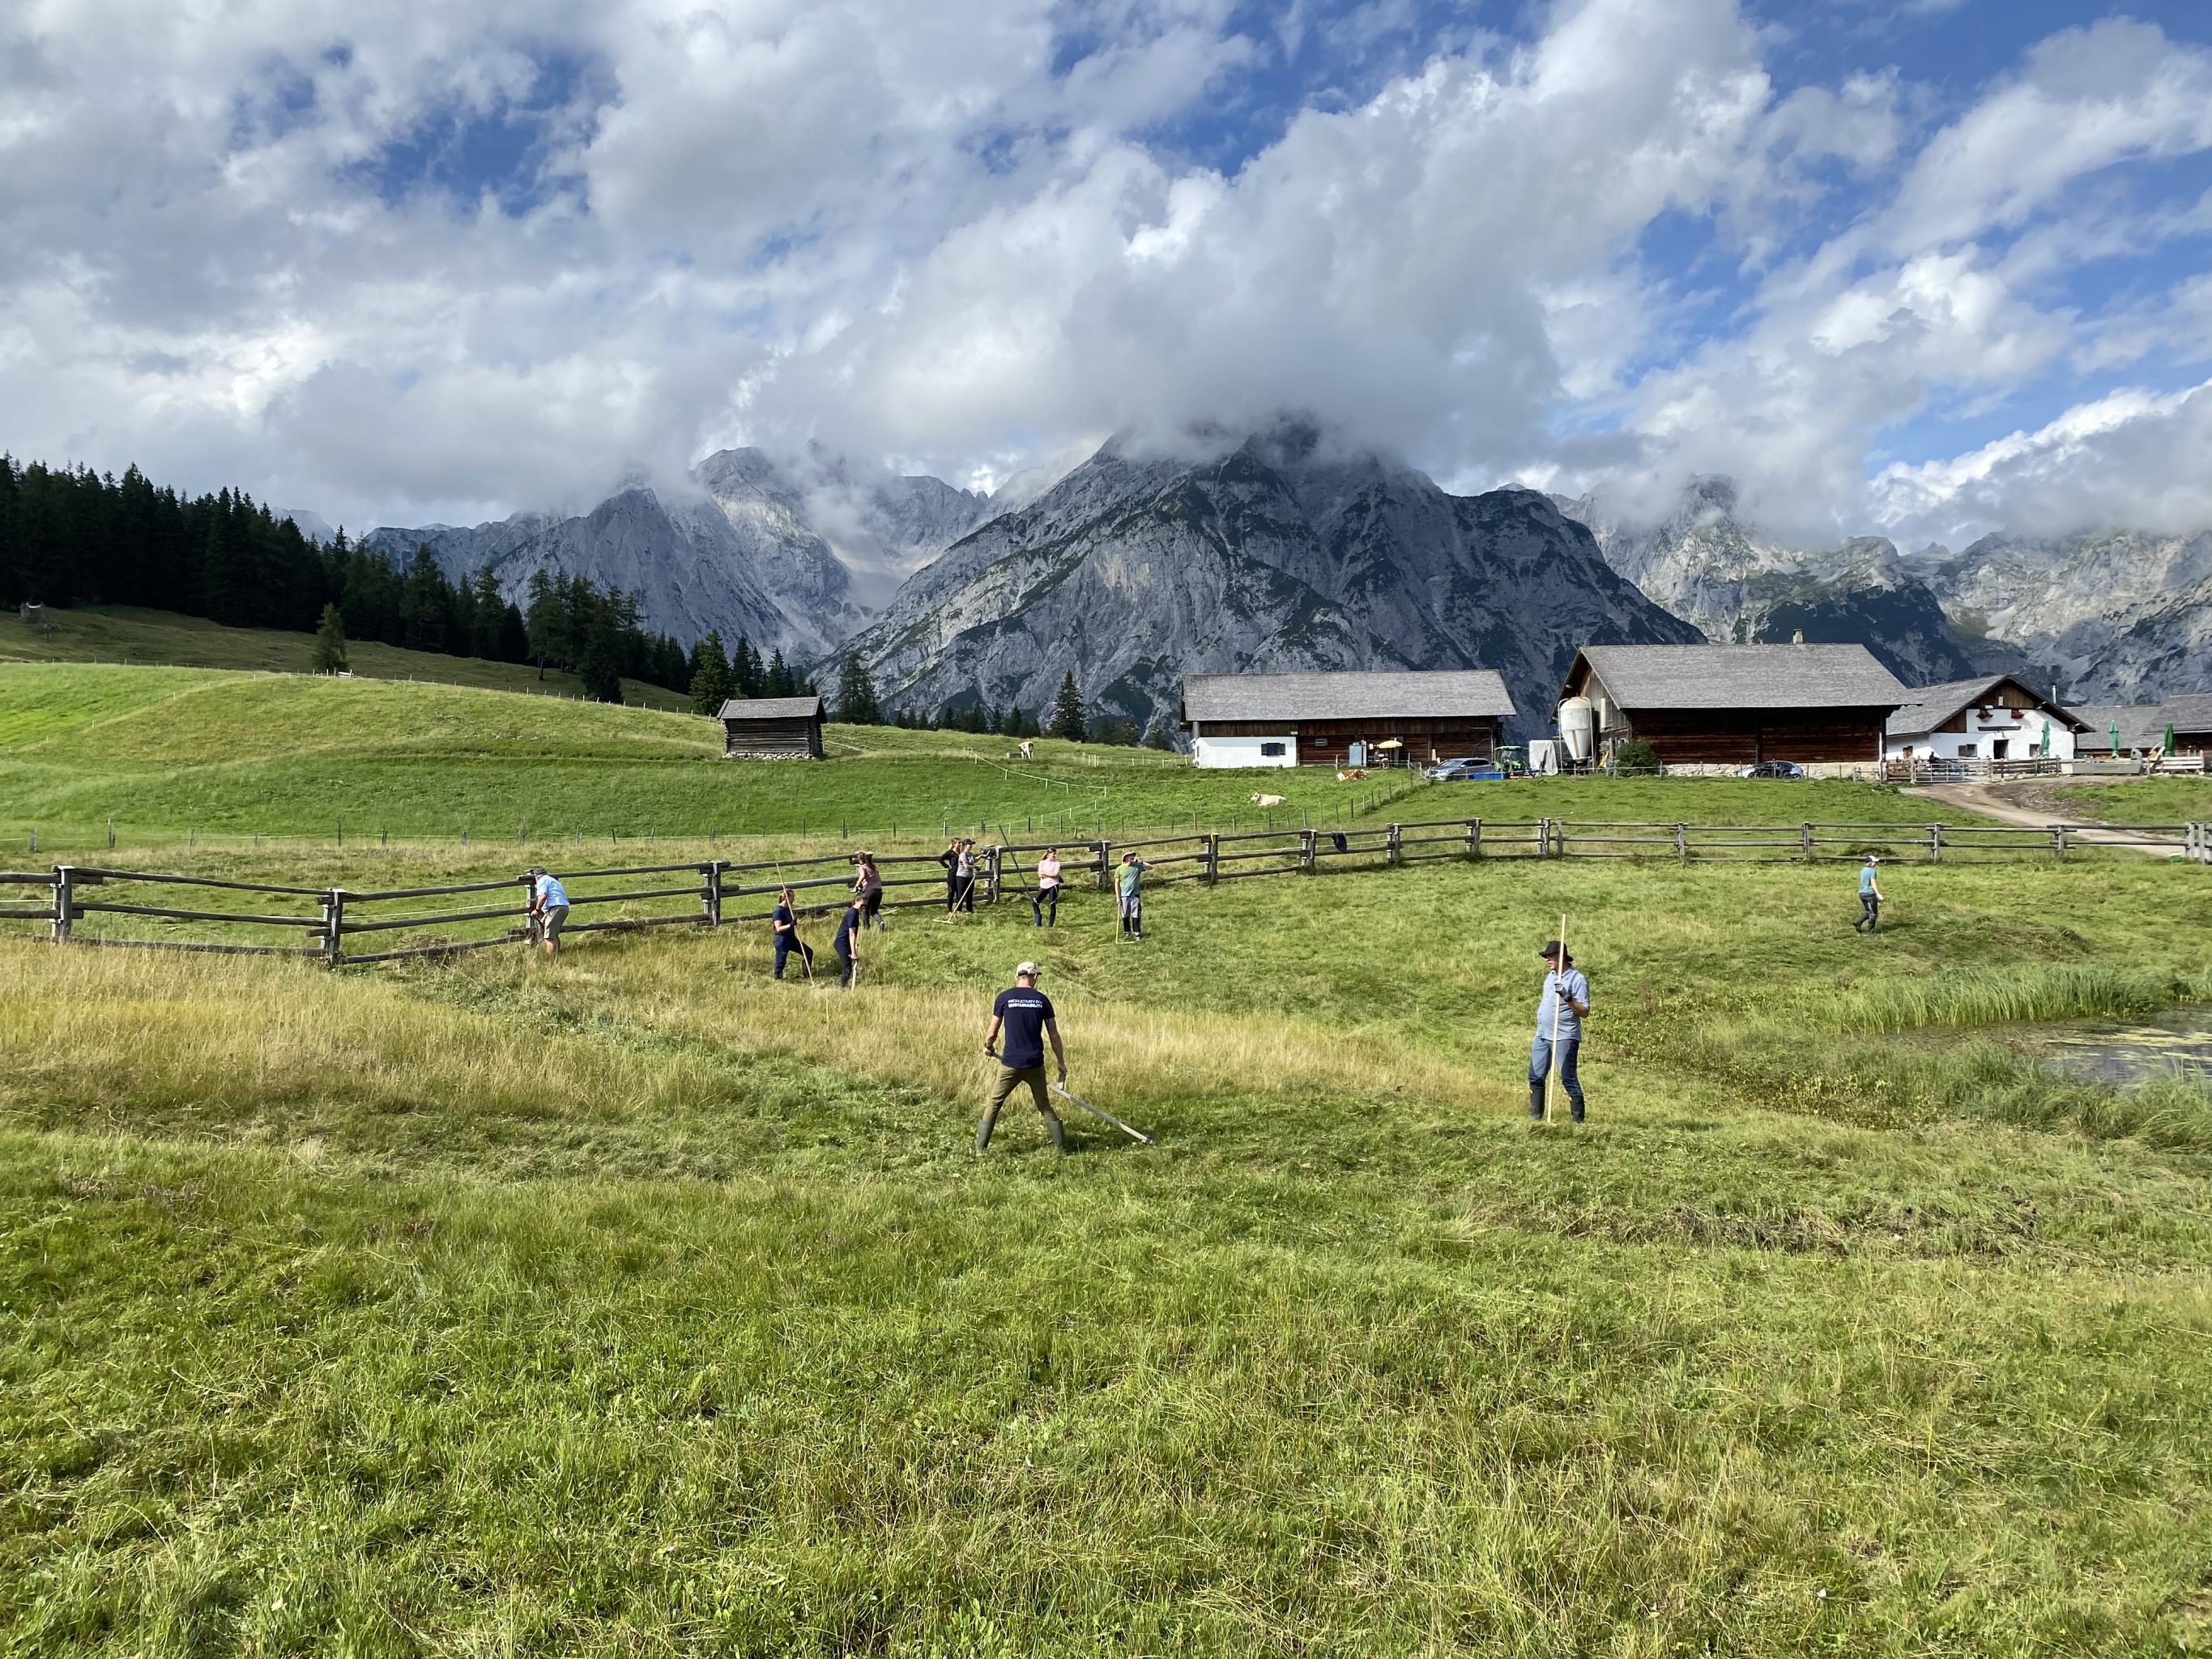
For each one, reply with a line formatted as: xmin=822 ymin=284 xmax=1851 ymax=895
xmin=2073 ymin=694 xmax=2212 ymax=756
xmin=1178 ymin=670 xmax=1517 ymax=770
xmin=717 ymin=695 xmax=825 ymax=759
xmin=1561 ymin=642 xmax=1908 ymax=774
xmin=1884 ymin=675 xmax=2088 ymax=766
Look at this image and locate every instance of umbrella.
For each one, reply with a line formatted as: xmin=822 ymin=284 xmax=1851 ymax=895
xmin=2163 ymin=721 xmax=2176 ymax=755
xmin=2109 ymin=720 xmax=2121 ymax=754
xmin=2039 ymin=718 xmax=2051 ymax=758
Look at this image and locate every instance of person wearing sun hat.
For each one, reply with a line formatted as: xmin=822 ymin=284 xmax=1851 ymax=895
xmin=1529 ymin=938 xmax=1589 ymax=1123
xmin=978 ymin=960 xmax=1068 ymax=1154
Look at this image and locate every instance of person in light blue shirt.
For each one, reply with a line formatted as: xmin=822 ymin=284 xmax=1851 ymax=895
xmin=527 ymin=868 xmax=569 ymax=957
xmin=1529 ymin=939 xmax=1589 ymax=1122
xmin=1855 ymin=856 xmax=1883 ymax=933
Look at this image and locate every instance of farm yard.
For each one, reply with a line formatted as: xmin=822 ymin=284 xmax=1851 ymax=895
xmin=3 ymin=662 xmax=2211 ymax=1655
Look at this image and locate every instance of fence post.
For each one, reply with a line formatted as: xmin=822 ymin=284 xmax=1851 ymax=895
xmin=1386 ymin=823 xmax=1402 ymax=866
xmin=701 ymin=860 xmax=722 ymax=928
xmin=985 ymin=845 xmax=1002 ymax=906
xmin=322 ymin=889 xmax=344 ymax=968
xmin=50 ymin=865 xmax=71 ymax=944
xmin=1096 ymin=841 xmax=1112 ymax=890
xmin=1675 ymin=822 xmax=1687 ymax=860
xmin=1929 ymin=822 xmax=1942 ymax=863
xmin=1465 ymin=819 xmax=1481 ymax=860
xmin=1800 ymin=822 xmax=1813 ymax=862
xmin=2052 ymin=824 xmax=2066 ymax=858
xmin=1301 ymin=828 xmax=1317 ymax=872
xmin=1204 ymin=833 xmax=1220 ymax=884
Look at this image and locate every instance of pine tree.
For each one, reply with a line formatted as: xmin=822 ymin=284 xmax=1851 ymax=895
xmin=581 ymin=645 xmax=624 ymax=704
xmin=1049 ymin=672 xmax=1086 ymax=742
xmin=834 ymin=651 xmax=881 ymax=724
xmin=312 ymin=603 xmax=348 ymax=674
xmin=689 ymin=629 xmax=731 ymax=716
xmin=765 ymin=648 xmax=794 ymax=697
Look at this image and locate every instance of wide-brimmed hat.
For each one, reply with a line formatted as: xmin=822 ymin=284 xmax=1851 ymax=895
xmin=1539 ymin=940 xmax=1571 ymax=960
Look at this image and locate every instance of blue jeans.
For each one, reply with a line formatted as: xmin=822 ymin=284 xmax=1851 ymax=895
xmin=774 ymin=935 xmax=812 ymax=978
xmin=1529 ymin=1034 xmax=1583 ymax=1116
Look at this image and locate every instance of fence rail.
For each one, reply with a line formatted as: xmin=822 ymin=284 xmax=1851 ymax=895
xmin=5 ymin=817 xmax=2206 ymax=966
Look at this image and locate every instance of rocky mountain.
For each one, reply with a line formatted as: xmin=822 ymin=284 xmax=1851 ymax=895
xmin=1556 ymin=480 xmax=1977 ymax=686
xmin=1914 ymin=531 xmax=2212 ymax=701
xmin=838 ymin=424 xmax=1701 ymax=739
xmin=365 ymin=447 xmax=994 ymax=659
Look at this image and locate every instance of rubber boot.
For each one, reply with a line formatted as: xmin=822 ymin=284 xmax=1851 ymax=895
xmin=1529 ymin=1086 xmax=1545 ymax=1120
xmin=1043 ymin=1112 xmax=1066 ymax=1156
xmin=974 ymin=1110 xmax=999 ymax=1154
xmin=1570 ymin=1097 xmax=1586 ymax=1124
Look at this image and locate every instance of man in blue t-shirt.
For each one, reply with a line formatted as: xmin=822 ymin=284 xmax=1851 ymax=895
xmin=1529 ymin=939 xmax=1590 ymax=1123
xmin=526 ymin=868 xmax=569 ymax=957
xmin=1855 ymin=856 xmax=1883 ymax=933
xmin=978 ymin=961 xmax=1068 ymax=1154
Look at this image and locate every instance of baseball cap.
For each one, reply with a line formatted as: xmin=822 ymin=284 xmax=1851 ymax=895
xmin=1016 ymin=960 xmax=1039 ymax=977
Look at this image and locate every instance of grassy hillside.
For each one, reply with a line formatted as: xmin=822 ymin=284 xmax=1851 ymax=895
xmin=0 ymin=662 xmax=1987 ymax=853
xmin=3 ymin=851 xmax=2210 ymax=1653
xmin=0 ymin=603 xmax=688 ymax=710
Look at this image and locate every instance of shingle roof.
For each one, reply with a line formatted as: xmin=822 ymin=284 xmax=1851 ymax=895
xmin=1571 ymin=644 xmax=1907 ymax=710
xmin=1885 ymin=675 xmax=2088 ymax=739
xmin=1179 ymin=670 xmax=1517 ymax=723
xmin=717 ymin=696 xmax=825 ymax=719
xmin=2074 ymin=696 xmax=2212 ymax=749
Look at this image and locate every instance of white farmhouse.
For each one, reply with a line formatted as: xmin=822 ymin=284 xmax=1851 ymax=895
xmin=1884 ymin=675 xmax=2088 ymax=766
xmin=1178 ymin=669 xmax=1517 ymax=770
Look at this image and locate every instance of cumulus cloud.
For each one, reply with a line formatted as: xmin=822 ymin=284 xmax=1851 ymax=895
xmin=2 ymin=0 xmax=2210 ymax=548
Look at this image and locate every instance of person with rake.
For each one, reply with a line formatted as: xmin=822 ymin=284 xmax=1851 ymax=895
xmin=851 ymin=851 xmax=884 ymax=929
xmin=832 ymin=891 xmax=866 ymax=987
xmin=526 ymin=867 xmax=569 ymax=958
xmin=769 ymin=885 xmax=813 ymax=979
xmin=977 ymin=960 xmax=1068 ymax=1155
xmin=1115 ymin=850 xmax=1150 ymax=940
xmin=1529 ymin=937 xmax=1589 ymax=1124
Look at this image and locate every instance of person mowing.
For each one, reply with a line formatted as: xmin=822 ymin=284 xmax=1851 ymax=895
xmin=769 ymin=885 xmax=813 ymax=979
xmin=1116 ymin=851 xmax=1150 ymax=940
xmin=832 ymin=892 xmax=865 ymax=987
xmin=1855 ymin=855 xmax=1884 ymax=933
xmin=1528 ymin=939 xmax=1589 ymax=1123
xmin=1033 ymin=847 xmax=1062 ymax=928
xmin=526 ymin=867 xmax=569 ymax=957
xmin=978 ymin=960 xmax=1068 ymax=1155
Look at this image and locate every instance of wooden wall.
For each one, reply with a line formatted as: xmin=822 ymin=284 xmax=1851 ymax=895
xmin=724 ymin=717 xmax=823 ymax=760
xmin=1626 ymin=707 xmax=1883 ymax=766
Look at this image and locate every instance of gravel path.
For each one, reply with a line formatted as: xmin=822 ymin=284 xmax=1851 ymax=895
xmin=1902 ymin=780 xmax=2186 ymax=855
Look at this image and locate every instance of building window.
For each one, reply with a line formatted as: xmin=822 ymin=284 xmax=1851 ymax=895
xmin=1956 ymin=743 xmax=1977 ymax=758
xmin=1260 ymin=741 xmax=1287 ymax=757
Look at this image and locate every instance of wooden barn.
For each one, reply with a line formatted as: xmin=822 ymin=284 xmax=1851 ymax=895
xmin=718 ymin=695 xmax=825 ymax=760
xmin=1562 ymin=643 xmax=1907 ymax=773
xmin=2073 ymin=694 xmax=2212 ymax=756
xmin=1178 ymin=670 xmax=1517 ymax=770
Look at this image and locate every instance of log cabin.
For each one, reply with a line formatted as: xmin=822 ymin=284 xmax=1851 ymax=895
xmin=1178 ymin=670 xmax=1517 ymax=769
xmin=2073 ymin=693 xmax=2212 ymax=756
xmin=1561 ymin=643 xmax=1907 ymax=774
xmin=718 ymin=695 xmax=825 ymax=759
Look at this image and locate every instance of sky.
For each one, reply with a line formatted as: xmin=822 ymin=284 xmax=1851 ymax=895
xmin=6 ymin=0 xmax=2212 ymax=550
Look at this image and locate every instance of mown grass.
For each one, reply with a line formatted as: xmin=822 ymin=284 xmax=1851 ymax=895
xmin=4 ymin=848 xmax=2212 ymax=1654
xmin=0 ymin=603 xmax=689 ymax=710
xmin=0 ymin=661 xmax=1986 ymax=854
xmin=2057 ymin=776 xmax=2212 ymax=825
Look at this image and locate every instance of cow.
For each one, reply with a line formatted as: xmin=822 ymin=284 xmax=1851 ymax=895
xmin=1018 ymin=740 xmax=1035 ymax=761
xmin=1251 ymin=792 xmax=1285 ymax=808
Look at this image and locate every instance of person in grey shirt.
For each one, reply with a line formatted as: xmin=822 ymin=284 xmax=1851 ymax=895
xmin=1528 ymin=939 xmax=1589 ymax=1123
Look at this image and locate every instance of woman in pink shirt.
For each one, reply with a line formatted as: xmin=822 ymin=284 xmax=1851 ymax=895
xmin=1032 ymin=847 xmax=1062 ymax=928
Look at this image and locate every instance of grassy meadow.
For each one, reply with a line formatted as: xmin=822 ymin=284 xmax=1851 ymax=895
xmin=2055 ymin=776 xmax=2212 ymax=825
xmin=0 ymin=661 xmax=1981 ymax=855
xmin=5 ymin=835 xmax=2212 ymax=1653
xmin=0 ymin=603 xmax=689 ymax=710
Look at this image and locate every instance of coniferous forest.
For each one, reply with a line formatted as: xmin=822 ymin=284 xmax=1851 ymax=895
xmin=0 ymin=454 xmax=708 ymax=702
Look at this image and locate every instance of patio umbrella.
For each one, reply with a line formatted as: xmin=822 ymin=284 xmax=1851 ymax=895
xmin=2164 ymin=721 xmax=2176 ymax=755
xmin=2109 ymin=720 xmax=2121 ymax=754
xmin=2039 ymin=719 xmax=2052 ymax=757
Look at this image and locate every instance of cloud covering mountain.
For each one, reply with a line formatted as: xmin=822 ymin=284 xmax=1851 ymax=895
xmin=8 ymin=0 xmax=2212 ymax=560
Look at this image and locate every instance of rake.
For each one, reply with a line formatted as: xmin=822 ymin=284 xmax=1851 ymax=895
xmin=1052 ymin=1082 xmax=1155 ymax=1145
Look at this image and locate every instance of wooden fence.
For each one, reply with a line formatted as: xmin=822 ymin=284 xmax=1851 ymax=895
xmin=3 ymin=816 xmax=2206 ymax=966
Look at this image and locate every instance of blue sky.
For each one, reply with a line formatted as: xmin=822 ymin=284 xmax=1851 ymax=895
xmin=6 ymin=0 xmax=2212 ymax=545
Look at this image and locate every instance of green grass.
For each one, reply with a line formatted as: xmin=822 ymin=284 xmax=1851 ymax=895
xmin=2055 ymin=776 xmax=2212 ymax=825
xmin=0 ymin=603 xmax=689 ymax=710
xmin=4 ymin=847 xmax=2211 ymax=1654
xmin=0 ymin=662 xmax=1992 ymax=854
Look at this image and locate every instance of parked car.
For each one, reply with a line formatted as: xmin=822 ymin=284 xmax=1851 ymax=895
xmin=1425 ymin=757 xmax=1504 ymax=782
xmin=1734 ymin=760 xmax=1805 ymax=778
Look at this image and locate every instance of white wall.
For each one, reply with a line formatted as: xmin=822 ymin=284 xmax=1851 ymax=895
xmin=1191 ymin=732 xmax=1298 ymax=769
xmin=1887 ymin=705 xmax=2078 ymax=762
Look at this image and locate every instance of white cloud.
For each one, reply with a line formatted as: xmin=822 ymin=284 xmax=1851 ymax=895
xmin=1 ymin=0 xmax=2210 ymax=552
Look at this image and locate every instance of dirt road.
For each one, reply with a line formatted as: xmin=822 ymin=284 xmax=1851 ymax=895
xmin=1903 ymin=780 xmax=2187 ymax=856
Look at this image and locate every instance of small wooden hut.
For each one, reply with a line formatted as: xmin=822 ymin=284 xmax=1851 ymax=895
xmin=718 ymin=695 xmax=825 ymax=760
